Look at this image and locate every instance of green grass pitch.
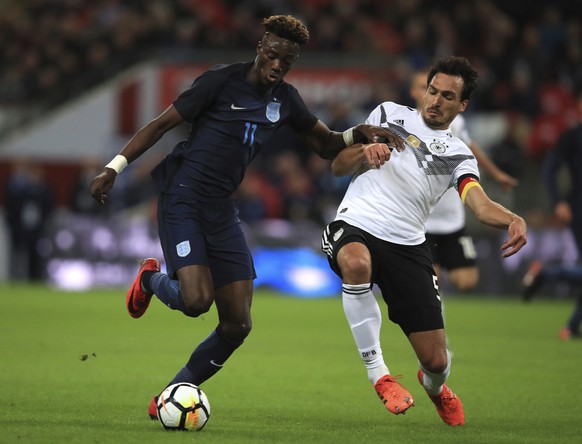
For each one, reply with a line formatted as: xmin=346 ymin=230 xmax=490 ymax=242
xmin=1 ymin=284 xmax=581 ymax=443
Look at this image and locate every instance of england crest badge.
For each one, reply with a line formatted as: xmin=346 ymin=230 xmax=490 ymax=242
xmin=266 ymin=101 xmax=281 ymax=123
xmin=176 ymin=240 xmax=191 ymax=257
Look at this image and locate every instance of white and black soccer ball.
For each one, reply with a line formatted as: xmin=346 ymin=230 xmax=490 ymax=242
xmin=156 ymin=382 xmax=210 ymax=431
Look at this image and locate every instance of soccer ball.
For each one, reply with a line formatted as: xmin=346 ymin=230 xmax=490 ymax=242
xmin=156 ymin=382 xmax=210 ymax=431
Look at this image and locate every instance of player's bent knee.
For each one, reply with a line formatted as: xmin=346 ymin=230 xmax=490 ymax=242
xmin=182 ymin=294 xmax=213 ymax=318
xmin=340 ymin=255 xmax=371 ymax=281
xmin=424 ymin=362 xmax=448 ymax=374
xmin=220 ymin=321 xmax=252 ymax=343
xmin=419 ymin=351 xmax=448 ymax=374
xmin=450 ymin=269 xmax=479 ymax=292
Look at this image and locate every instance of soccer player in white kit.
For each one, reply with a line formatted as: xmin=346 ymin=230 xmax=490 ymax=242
xmin=409 ymin=70 xmax=518 ymax=292
xmin=321 ymin=57 xmax=527 ymax=426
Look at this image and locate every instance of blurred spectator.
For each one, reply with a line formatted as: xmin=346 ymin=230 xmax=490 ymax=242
xmin=123 ymin=156 xmax=161 ymax=210
xmin=1 ymin=0 xmax=580 ymax=114
xmin=4 ymin=160 xmax=55 ymax=281
xmin=537 ymin=6 xmax=568 ymax=59
xmin=503 ymin=66 xmax=540 ymax=118
xmin=1 ymin=0 xmax=582 ymax=230
xmin=71 ymin=158 xmax=105 ymax=215
xmin=522 ymin=90 xmax=582 ymax=340
xmin=526 ymin=80 xmax=578 ymax=161
xmin=236 ymin=166 xmax=283 ymax=223
xmin=280 ymin=164 xmax=317 ymax=223
xmin=325 ymin=100 xmax=355 ymax=132
xmin=489 ymin=113 xmax=528 ymax=180
xmin=306 ymin=152 xmax=345 ymax=224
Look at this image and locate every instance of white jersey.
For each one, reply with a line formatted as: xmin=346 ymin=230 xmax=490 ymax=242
xmin=334 ymin=102 xmax=479 ymax=246
xmin=425 ymin=114 xmax=473 ymax=234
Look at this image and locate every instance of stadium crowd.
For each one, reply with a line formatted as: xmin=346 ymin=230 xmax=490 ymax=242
xmin=1 ymin=0 xmax=580 ymax=114
xmin=0 ymin=0 xmax=581 ymax=283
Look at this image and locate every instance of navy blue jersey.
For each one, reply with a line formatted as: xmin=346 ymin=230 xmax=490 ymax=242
xmin=152 ymin=61 xmax=317 ymax=201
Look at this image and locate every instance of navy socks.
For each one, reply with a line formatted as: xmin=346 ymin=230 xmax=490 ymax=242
xmin=148 ymin=272 xmax=186 ymax=312
xmin=141 ymin=272 xmax=244 ymax=387
xmin=168 ymin=328 xmax=243 ymax=386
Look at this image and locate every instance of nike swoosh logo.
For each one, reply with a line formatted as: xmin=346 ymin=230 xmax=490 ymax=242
xmin=231 ymin=104 xmax=246 ymax=110
xmin=210 ymin=360 xmax=224 ymax=367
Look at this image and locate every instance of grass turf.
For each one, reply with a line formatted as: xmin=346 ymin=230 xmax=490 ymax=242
xmin=0 ymin=284 xmax=581 ymax=443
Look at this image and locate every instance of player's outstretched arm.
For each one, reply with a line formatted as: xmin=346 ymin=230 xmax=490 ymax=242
xmin=90 ymin=105 xmax=184 ymax=205
xmin=331 ymin=143 xmax=391 ymax=177
xmin=299 ymin=121 xmax=403 ymax=160
xmin=464 ymin=185 xmax=527 ymax=258
xmin=468 ymin=141 xmax=518 ymax=192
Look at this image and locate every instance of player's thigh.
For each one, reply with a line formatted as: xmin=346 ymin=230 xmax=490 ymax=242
xmin=176 ymin=264 xmax=214 ymax=307
xmin=336 ymin=242 xmax=373 ymax=283
xmin=374 ymin=241 xmax=442 ymax=334
xmin=322 ymin=220 xmax=371 ymax=282
xmin=206 ymin=227 xmax=256 ymax=289
xmin=157 ymin=193 xmax=210 ymax=279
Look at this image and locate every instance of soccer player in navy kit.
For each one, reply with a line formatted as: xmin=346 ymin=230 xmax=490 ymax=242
xmin=90 ymin=15 xmax=402 ymax=419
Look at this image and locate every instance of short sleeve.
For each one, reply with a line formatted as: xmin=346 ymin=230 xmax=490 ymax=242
xmin=172 ymin=67 xmax=227 ymax=122
xmin=284 ymin=85 xmax=318 ymax=132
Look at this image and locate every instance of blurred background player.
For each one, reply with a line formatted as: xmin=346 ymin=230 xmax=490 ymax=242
xmin=4 ymin=159 xmax=55 ymax=281
xmin=409 ymin=69 xmax=519 ymax=293
xmin=89 ymin=14 xmax=401 ymax=419
xmin=522 ymin=90 xmax=582 ymax=340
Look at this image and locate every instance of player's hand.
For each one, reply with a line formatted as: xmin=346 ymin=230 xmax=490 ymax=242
xmin=494 ymin=170 xmax=518 ymax=192
xmin=355 ymin=124 xmax=405 ymax=152
xmin=500 ymin=216 xmax=527 ymax=258
xmin=554 ymin=201 xmax=572 ymax=226
xmin=363 ymin=143 xmax=391 ymax=168
xmin=90 ymin=169 xmax=117 ymax=205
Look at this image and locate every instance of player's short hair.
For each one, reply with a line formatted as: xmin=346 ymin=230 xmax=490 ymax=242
xmin=262 ymin=15 xmax=309 ymax=45
xmin=427 ymin=56 xmax=479 ymax=102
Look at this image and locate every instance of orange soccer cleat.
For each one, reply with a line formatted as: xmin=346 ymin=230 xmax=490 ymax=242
xmin=418 ymin=370 xmax=464 ymax=426
xmin=559 ymin=327 xmax=581 ymax=341
xmin=126 ymin=258 xmax=160 ymax=318
xmin=374 ymin=374 xmax=414 ymax=415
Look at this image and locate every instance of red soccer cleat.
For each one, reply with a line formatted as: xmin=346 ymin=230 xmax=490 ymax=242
xmin=560 ymin=327 xmax=572 ymax=341
xmin=126 ymin=258 xmax=160 ymax=318
xmin=559 ymin=327 xmax=581 ymax=341
xmin=374 ymin=374 xmax=414 ymax=415
xmin=418 ymin=370 xmax=464 ymax=426
xmin=148 ymin=395 xmax=158 ymax=420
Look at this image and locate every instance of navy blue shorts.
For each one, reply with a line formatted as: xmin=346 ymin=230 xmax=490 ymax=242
xmin=157 ymin=193 xmax=256 ymax=288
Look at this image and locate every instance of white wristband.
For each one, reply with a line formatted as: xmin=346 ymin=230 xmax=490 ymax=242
xmin=105 ymin=155 xmax=128 ymax=174
xmin=342 ymin=127 xmax=354 ymax=147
